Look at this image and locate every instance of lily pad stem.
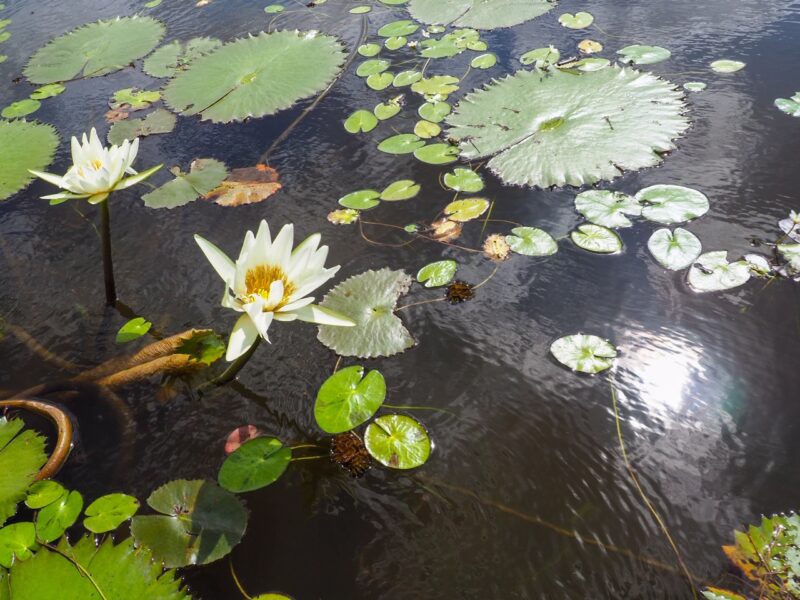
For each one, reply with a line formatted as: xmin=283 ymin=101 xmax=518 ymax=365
xmin=229 ymin=558 xmax=252 ymax=600
xmin=205 ymin=337 xmax=261 ymax=388
xmin=100 ymin=198 xmax=117 ymax=306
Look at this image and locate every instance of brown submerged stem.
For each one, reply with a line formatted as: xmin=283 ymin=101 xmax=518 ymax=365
xmin=100 ymin=198 xmax=117 ymax=306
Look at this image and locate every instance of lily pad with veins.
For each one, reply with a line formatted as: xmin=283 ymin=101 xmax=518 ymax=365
xmin=637 ymin=184 xmax=709 ymax=224
xmin=647 ymin=227 xmax=702 ymax=270
xmin=687 ymin=251 xmax=750 ymax=292
xmin=408 ymin=0 xmax=556 ymax=30
xmin=505 ymin=227 xmax=558 ymax=256
xmin=550 ymin=334 xmax=616 ymax=374
xmin=446 ymin=67 xmax=689 ymax=188
xmin=574 ymin=190 xmax=641 ymax=228
xmin=364 ymin=415 xmax=431 ymax=469
xmin=571 ymin=224 xmax=622 ymax=254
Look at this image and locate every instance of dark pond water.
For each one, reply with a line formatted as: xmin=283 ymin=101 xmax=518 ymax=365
xmin=2 ymin=0 xmax=800 ymax=598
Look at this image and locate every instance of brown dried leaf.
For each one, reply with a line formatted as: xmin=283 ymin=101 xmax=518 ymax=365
xmin=430 ymin=218 xmax=462 ymax=243
xmin=204 ymin=164 xmax=282 ymax=207
xmin=105 ymin=109 xmax=129 ymax=123
xmin=483 ymin=233 xmax=511 ymax=261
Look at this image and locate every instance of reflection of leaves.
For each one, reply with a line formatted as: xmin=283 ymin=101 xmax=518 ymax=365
xmin=107 ymin=109 xmax=176 ymax=145
xmin=0 ymin=419 xmax=47 ymax=526
xmin=142 ymin=159 xmax=228 ymax=209
xmin=203 ymin=164 xmax=281 ymax=207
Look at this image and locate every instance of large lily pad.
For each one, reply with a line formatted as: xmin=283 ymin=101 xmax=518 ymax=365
xmin=446 ymin=66 xmax=689 ymax=188
xmin=408 ymin=0 xmax=556 ymax=30
xmin=687 ymin=251 xmax=750 ymax=293
xmin=637 ymin=184 xmax=709 ymax=224
xmin=0 ymin=121 xmax=59 ymax=201
xmin=130 ymin=479 xmax=247 ymax=567
xmin=550 ymin=334 xmax=616 ymax=374
xmin=317 ymin=268 xmax=415 ymax=358
xmin=163 ymin=31 xmax=345 ymax=123
xmin=647 ymin=227 xmax=701 ymax=270
xmin=24 ymin=16 xmax=165 ymax=84
xmin=364 ymin=415 xmax=431 ymax=469
xmin=143 ymin=37 xmax=222 ymax=78
xmin=0 ymin=419 xmax=47 ymax=526
xmin=314 ymin=366 xmax=386 ymax=434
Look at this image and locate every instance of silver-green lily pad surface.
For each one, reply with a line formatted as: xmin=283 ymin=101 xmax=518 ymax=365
xmin=143 ymin=37 xmax=222 ymax=78
xmin=574 ymin=190 xmax=641 ymax=228
xmin=505 ymin=227 xmax=558 ymax=256
xmin=317 ymin=268 xmax=415 ymax=358
xmin=408 ymin=0 xmax=556 ymax=30
xmin=571 ymin=224 xmax=623 ymax=254
xmin=778 ymin=243 xmax=800 ymax=270
xmin=687 ymin=251 xmax=751 ymax=293
xmin=24 ymin=16 xmax=165 ymax=84
xmin=446 ymin=67 xmax=689 ymax=188
xmin=637 ymin=184 xmax=709 ymax=224
xmin=364 ymin=414 xmax=431 ymax=469
xmin=710 ymin=59 xmax=745 ymax=73
xmin=550 ymin=334 xmax=616 ymax=374
xmin=163 ymin=31 xmax=345 ymax=123
xmin=775 ymin=92 xmax=800 ymax=117
xmin=0 ymin=120 xmax=59 ymax=201
xmin=647 ymin=227 xmax=702 ymax=270
xmin=617 ymin=45 xmax=671 ymax=65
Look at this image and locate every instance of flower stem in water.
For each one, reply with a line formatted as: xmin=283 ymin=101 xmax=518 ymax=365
xmin=100 ymin=198 xmax=116 ymax=306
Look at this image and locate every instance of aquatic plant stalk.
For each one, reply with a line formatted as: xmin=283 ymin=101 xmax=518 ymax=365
xmin=100 ymin=198 xmax=117 ymax=305
xmin=205 ymin=336 xmax=261 ymax=388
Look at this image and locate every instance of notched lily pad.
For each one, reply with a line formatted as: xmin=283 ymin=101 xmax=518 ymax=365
xmin=314 ymin=366 xmax=386 ymax=434
xmin=617 ymin=45 xmax=671 ymax=65
xmin=218 ymin=437 xmax=292 ymax=493
xmin=364 ymin=414 xmax=431 ymax=469
xmin=444 ymin=198 xmax=489 ymax=222
xmin=637 ymin=184 xmax=709 ymax=224
xmin=647 ymin=227 xmax=701 ymax=270
xmin=107 ymin=108 xmax=176 ymax=145
xmin=443 ymin=167 xmax=483 ymax=192
xmin=574 ymin=190 xmax=641 ymax=228
xmin=144 ymin=37 xmax=222 ymax=78
xmin=687 ymin=251 xmax=750 ymax=292
xmin=417 ymin=260 xmax=457 ymax=287
xmin=570 ymin=224 xmax=622 ymax=254
xmin=142 ymin=158 xmax=228 ymax=209
xmin=506 ymin=227 xmax=558 ymax=256
xmin=550 ymin=334 xmax=616 ymax=374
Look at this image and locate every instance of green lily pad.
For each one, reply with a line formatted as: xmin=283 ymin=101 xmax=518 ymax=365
xmin=107 ymin=108 xmax=177 ymax=145
xmin=36 ymin=490 xmax=83 ymax=543
xmin=338 ymin=189 xmax=380 ymax=209
xmin=647 ymin=227 xmax=702 ymax=271
xmin=637 ymin=184 xmax=709 ymax=224
xmin=778 ymin=243 xmax=800 ymax=270
xmin=1 ymin=99 xmax=40 ymax=119
xmin=142 ymin=158 xmax=228 ymax=209
xmin=0 ymin=419 xmax=47 ymax=526
xmin=684 ymin=81 xmax=707 ymax=92
xmin=317 ymin=268 xmax=415 ymax=358
xmin=558 ymin=11 xmax=594 ymax=29
xmin=550 ymin=334 xmax=616 ymax=374
xmin=365 ymin=415 xmax=431 ymax=469
xmin=418 ymin=101 xmax=451 ymax=123
xmin=710 ymin=59 xmax=745 ymax=73
xmin=349 ymin=5 xmax=371 ymax=13
xmin=506 ymin=227 xmax=558 ymax=256
xmin=470 ymin=53 xmax=496 ymax=69
xmin=374 ymin=100 xmax=402 ymax=120
xmin=617 ymin=45 xmax=671 ymax=65
xmin=218 ymin=437 xmax=291 ymax=493
xmin=377 ymin=20 xmax=419 ymax=37
xmin=24 ymin=16 xmax=165 ymax=84
xmin=414 ymin=143 xmax=459 ymax=164
xmin=447 ymin=67 xmax=689 ymax=188
xmin=356 ymin=58 xmax=390 ymax=77
xmin=344 ymin=109 xmax=378 ymax=133
xmin=385 ymin=36 xmax=407 ymax=51
xmin=444 ymin=197 xmax=489 ymax=222
xmin=443 ymin=167 xmax=484 ymax=192
xmin=83 ymin=494 xmax=140 ymax=533
xmin=409 ymin=0 xmax=555 ymax=29
xmin=420 ymin=37 xmax=462 ymax=59
xmin=413 ymin=120 xmax=441 ymax=139
xmin=416 ymin=260 xmax=457 ymax=287
xmin=574 ymin=190 xmax=641 ymax=228
xmin=109 ymin=88 xmax=161 ymax=111
xmin=381 ymin=180 xmax=420 ymax=201
xmin=367 ymin=72 xmax=394 ymax=90
xmin=688 ymin=251 xmax=750 ymax=292
xmin=163 ymin=31 xmax=345 ymax=123
xmin=175 ymin=330 xmax=226 ymax=366
xmin=411 ymin=75 xmax=459 ymax=97
xmin=520 ymin=46 xmax=560 ymax=67
xmin=265 ymin=4 xmax=285 ymax=12
xmin=393 ymin=70 xmax=422 ymax=87
xmin=25 ymin=481 xmax=65 ymax=510
xmin=328 ymin=208 xmax=360 ymax=225
xmin=570 ymin=224 xmax=622 ymax=254
xmin=29 ymin=83 xmax=65 ymax=100
xmin=0 ymin=522 xmax=36 ymax=568
xmin=130 ymin=479 xmax=248 ymax=567
xmin=357 ymin=43 xmax=381 ymax=57
xmin=115 ymin=317 xmax=152 ymax=343
xmin=775 ymin=92 xmax=800 ymax=117
xmin=378 ymin=133 xmax=425 ymax=154
xmin=314 ymin=366 xmax=386 ymax=434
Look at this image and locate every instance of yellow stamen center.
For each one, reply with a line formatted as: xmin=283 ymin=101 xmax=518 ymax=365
xmin=90 ymin=159 xmax=104 ymax=170
xmin=244 ymin=264 xmax=296 ymax=310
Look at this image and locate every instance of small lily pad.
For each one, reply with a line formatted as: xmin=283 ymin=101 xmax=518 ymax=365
xmin=377 ymin=20 xmax=419 ymax=37
xmin=550 ymin=334 xmax=616 ymax=374
xmin=374 ymin=101 xmax=402 ymax=121
xmin=575 ymin=57 xmax=610 ymax=72
xmin=414 ymin=120 xmax=441 ymax=139
xmin=647 ymin=227 xmax=702 ymax=270
xmin=344 ymin=109 xmax=378 ymax=133
xmin=364 ymin=415 xmax=431 ymax=470
xmin=688 ymin=251 xmax=751 ymax=292
xmin=265 ymin=4 xmax=285 ymax=12
xmin=385 ymin=36 xmax=407 ymax=51
xmin=115 ymin=317 xmax=152 ymax=343
xmin=778 ymin=243 xmax=800 ymax=270
xmin=378 ymin=133 xmax=425 ymax=154
xmin=684 ymin=81 xmax=707 ymax=92
xmin=109 ymin=88 xmax=161 ymax=111
xmin=416 ymin=260 xmax=457 ymax=288
xmin=357 ymin=43 xmax=381 ymax=57
xmin=443 ymin=168 xmax=484 ymax=192
xmin=775 ymin=92 xmax=800 ymax=117
xmin=570 ymin=224 xmax=622 ymax=254
xmin=574 ymin=190 xmax=641 ymax=228
xmin=29 ymin=83 xmax=65 ymax=100
xmin=142 ymin=158 xmax=227 ymax=209
xmin=218 ymin=437 xmax=291 ymax=493
xmin=0 ymin=523 xmax=36 ymax=568
xmin=25 ymin=481 xmax=65 ymax=510
xmin=349 ymin=5 xmax=371 ymax=13
xmin=444 ymin=198 xmax=490 ymax=222
xmin=578 ymin=39 xmax=603 ymax=54
xmin=314 ymin=366 xmax=386 ymax=434
xmin=414 ymin=143 xmax=459 ymax=165
xmin=558 ymin=12 xmax=593 ymax=29
xmin=356 ymin=59 xmax=390 ymax=77
xmin=710 ymin=59 xmax=745 ymax=73
xmin=617 ymin=45 xmax=671 ymax=65
xmin=637 ymin=184 xmax=709 ymax=224
xmin=338 ymin=189 xmax=380 ymax=210
xmin=1 ymin=99 xmax=40 ymax=119
xmin=393 ymin=70 xmax=422 ymax=87
xmin=418 ymin=101 xmax=450 ymax=123
xmin=411 ymin=75 xmax=459 ymax=97
xmin=470 ymin=53 xmax=496 ymax=69
xmin=506 ymin=227 xmax=558 ymax=256
xmin=328 ymin=208 xmax=360 ymax=224
xmin=83 ymin=493 xmax=140 ymax=533
xmin=36 ymin=490 xmax=83 ymax=542
xmin=380 ymin=180 xmax=420 ymax=201
xmin=520 ymin=46 xmax=560 ymax=67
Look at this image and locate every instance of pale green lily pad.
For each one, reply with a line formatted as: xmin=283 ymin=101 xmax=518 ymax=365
xmin=339 ymin=189 xmax=380 ymax=209
xmin=1 ymin=99 xmax=40 ymax=119
xmin=357 ymin=43 xmax=381 ymax=57
xmin=314 ymin=366 xmax=386 ymax=433
xmin=265 ymin=4 xmax=284 ymax=12
xmin=83 ymin=494 xmax=140 ymax=533
xmin=637 ymin=184 xmax=709 ymax=224
xmin=364 ymin=415 xmax=431 ymax=469
xmin=550 ymin=334 xmax=616 ymax=374
xmin=367 ymin=72 xmax=394 ymax=90
xmin=414 ymin=143 xmax=459 ymax=164
xmin=317 ymin=268 xmax=415 ymax=359
xmin=775 ymin=93 xmax=800 ymax=117
xmin=411 ymin=75 xmax=459 ymax=97
xmin=0 ymin=522 xmax=36 ymax=568
xmin=393 ymin=70 xmax=422 ymax=87
xmin=36 ymin=490 xmax=83 ymax=542
xmin=377 ymin=20 xmax=419 ymax=37
xmin=144 ymin=37 xmax=222 ymax=78
xmin=558 ymin=12 xmax=593 ymax=29
xmin=688 ymin=251 xmax=750 ymax=292
xmin=571 ymin=224 xmax=622 ymax=254
xmin=574 ymin=57 xmax=610 ymax=72
xmin=385 ymin=36 xmax=407 ymax=51
xmin=444 ymin=167 xmax=483 ymax=192
xmin=710 ymin=59 xmax=745 ymax=73
xmin=163 ymin=31 xmax=345 ymax=123
xmin=328 ymin=208 xmax=360 ymax=225
xmin=381 ymin=180 xmax=420 ymax=201
xmin=142 ymin=158 xmax=228 ymax=209
xmin=344 ymin=109 xmax=378 ymax=133
xmin=684 ymin=81 xmax=707 ymax=92
xmin=374 ymin=100 xmax=402 ymax=120
xmin=418 ymin=101 xmax=451 ymax=123
xmin=349 ymin=5 xmax=371 ymax=13
xmin=0 ymin=120 xmax=59 ymax=201
xmin=574 ymin=190 xmax=641 ymax=228
xmin=409 ymin=0 xmax=555 ymax=29
xmin=24 ymin=16 xmax=165 ymax=84
xmin=414 ymin=120 xmax=441 ymax=139
xmin=356 ymin=58 xmax=390 ymax=77
xmin=617 ymin=45 xmax=671 ymax=65
xmin=130 ymin=479 xmax=247 ymax=567
xmin=29 ymin=83 xmax=65 ymax=100
xmin=420 ymin=37 xmax=462 ymax=59
xmin=107 ymin=108 xmax=177 ymax=145
xmin=218 ymin=437 xmax=291 ymax=493
xmin=378 ymin=133 xmax=425 ymax=154
xmin=417 ymin=260 xmax=457 ymax=287
xmin=470 ymin=53 xmax=496 ymax=69
xmin=109 ymin=88 xmax=161 ymax=111
xmin=520 ymin=46 xmax=560 ymax=67
xmin=778 ymin=243 xmax=800 ymax=270
xmin=444 ymin=197 xmax=489 ymax=222
xmin=506 ymin=227 xmax=558 ymax=256
xmin=0 ymin=419 xmax=47 ymax=526
xmin=647 ymin=227 xmax=702 ymax=270
xmin=744 ymin=253 xmax=772 ymax=277
xmin=115 ymin=317 xmax=152 ymax=343
xmin=446 ymin=66 xmax=689 ymax=188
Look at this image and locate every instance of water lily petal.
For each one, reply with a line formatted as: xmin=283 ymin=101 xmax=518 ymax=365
xmin=279 ymin=296 xmax=315 ymax=313
xmin=266 ymin=279 xmax=284 ymax=309
xmin=87 ymin=192 xmax=110 ymax=204
xmin=41 ymin=191 xmax=91 ymax=200
xmin=270 ymin=223 xmax=294 ymax=271
xmin=273 ymin=312 xmax=299 ymax=322
xmin=115 ymin=164 xmax=162 ymax=190
xmin=195 ymin=234 xmax=236 ymax=284
xmin=243 ymin=298 xmax=273 ymax=339
xmin=28 ymin=170 xmax=68 ymax=189
xmin=292 ymin=304 xmax=355 ymax=326
xmin=226 ymin=313 xmax=259 ymax=361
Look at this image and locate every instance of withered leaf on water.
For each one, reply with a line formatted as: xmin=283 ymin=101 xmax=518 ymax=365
xmin=203 ymin=164 xmax=282 ymax=206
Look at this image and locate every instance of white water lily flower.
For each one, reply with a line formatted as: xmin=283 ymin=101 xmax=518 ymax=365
xmin=29 ymin=128 xmax=161 ymax=204
xmin=195 ymin=220 xmax=355 ymax=361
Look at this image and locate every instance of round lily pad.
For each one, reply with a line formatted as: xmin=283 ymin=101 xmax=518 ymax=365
xmin=506 ymin=227 xmax=558 ymax=256
xmin=574 ymin=190 xmax=641 ymax=228
xmin=36 ymin=490 xmax=83 ymax=543
xmin=558 ymin=11 xmax=594 ymax=29
xmin=344 ymin=109 xmax=378 ymax=134
xmin=637 ymin=184 xmax=709 ymax=224
xmin=647 ymin=227 xmax=702 ymax=270
xmin=413 ymin=120 xmax=441 ymax=139
xmin=416 ymin=260 xmax=457 ymax=287
xmin=409 ymin=0 xmax=555 ymax=29
xmin=470 ymin=53 xmax=496 ymax=69
xmin=218 ymin=437 xmax=292 ymax=493
xmin=356 ymin=58 xmax=390 ymax=77
xmin=418 ymin=101 xmax=451 ymax=123
xmin=775 ymin=93 xmax=800 ymax=117
xmin=710 ymin=59 xmax=745 ymax=73
xmin=1 ymin=99 xmax=40 ymax=119
xmin=25 ymin=481 xmax=65 ymax=510
xmin=385 ymin=36 xmax=407 ymax=51
xmin=338 ymin=189 xmax=380 ymax=209
xmin=684 ymin=81 xmax=707 ymax=92
xmin=570 ymin=224 xmax=622 ymax=254
xmin=550 ymin=334 xmax=616 ymax=374
xmin=380 ymin=180 xmax=420 ymax=201
xmin=314 ymin=366 xmax=386 ymax=434
xmin=364 ymin=415 xmax=431 ymax=470
xmin=367 ymin=72 xmax=394 ymax=90
xmin=83 ymin=493 xmax=140 ymax=533
xmin=687 ymin=251 xmax=751 ymax=293
xmin=520 ymin=46 xmax=560 ymax=67
xmin=444 ymin=198 xmax=490 ymax=222
xmin=443 ymin=167 xmax=484 ymax=192
xmin=617 ymin=45 xmax=671 ymax=65
xmin=393 ymin=70 xmax=422 ymax=87
xmin=413 ymin=143 xmax=459 ymax=165
xmin=378 ymin=133 xmax=425 ymax=154
xmin=374 ymin=101 xmax=402 ymax=120
xmin=358 ymin=43 xmax=381 ymax=57
xmin=377 ymin=20 xmax=419 ymax=37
